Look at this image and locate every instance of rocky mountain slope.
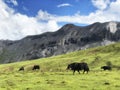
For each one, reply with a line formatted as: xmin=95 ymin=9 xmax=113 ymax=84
xmin=0 ymin=21 xmax=120 ymax=63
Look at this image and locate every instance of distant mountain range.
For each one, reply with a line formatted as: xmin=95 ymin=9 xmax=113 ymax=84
xmin=0 ymin=21 xmax=120 ymax=63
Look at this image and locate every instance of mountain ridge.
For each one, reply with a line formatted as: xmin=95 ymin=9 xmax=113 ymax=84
xmin=0 ymin=21 xmax=120 ymax=63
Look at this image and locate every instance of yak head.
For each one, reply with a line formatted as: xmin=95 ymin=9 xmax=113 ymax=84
xmin=66 ymin=64 xmax=72 ymax=70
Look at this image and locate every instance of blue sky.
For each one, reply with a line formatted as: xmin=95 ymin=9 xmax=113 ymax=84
xmin=0 ymin=0 xmax=119 ymax=40
xmin=6 ymin=0 xmax=95 ymax=16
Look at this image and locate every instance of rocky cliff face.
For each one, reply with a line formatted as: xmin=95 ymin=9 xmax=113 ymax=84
xmin=0 ymin=21 xmax=120 ymax=63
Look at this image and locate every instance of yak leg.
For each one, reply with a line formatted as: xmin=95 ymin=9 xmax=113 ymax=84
xmin=87 ymin=71 xmax=88 ymax=74
xmin=83 ymin=70 xmax=85 ymax=74
xmin=73 ymin=70 xmax=76 ymax=75
xmin=77 ymin=70 xmax=80 ymax=74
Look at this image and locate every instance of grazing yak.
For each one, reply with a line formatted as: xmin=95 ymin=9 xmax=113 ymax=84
xmin=32 ymin=65 xmax=40 ymax=70
xmin=101 ymin=66 xmax=112 ymax=71
xmin=67 ymin=62 xmax=89 ymax=75
xmin=18 ymin=66 xmax=24 ymax=71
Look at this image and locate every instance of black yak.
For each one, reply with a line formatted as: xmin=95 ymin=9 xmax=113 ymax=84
xmin=18 ymin=66 xmax=24 ymax=71
xmin=32 ymin=65 xmax=40 ymax=70
xmin=101 ymin=66 xmax=111 ymax=71
xmin=67 ymin=62 xmax=89 ymax=75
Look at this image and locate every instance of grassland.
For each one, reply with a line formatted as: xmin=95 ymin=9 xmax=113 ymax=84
xmin=0 ymin=42 xmax=120 ymax=90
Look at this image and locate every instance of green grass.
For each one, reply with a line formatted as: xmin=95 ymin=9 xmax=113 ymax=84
xmin=0 ymin=71 xmax=120 ymax=90
xmin=0 ymin=42 xmax=120 ymax=90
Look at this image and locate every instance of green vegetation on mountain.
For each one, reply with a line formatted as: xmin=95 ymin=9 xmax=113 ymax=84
xmin=0 ymin=42 xmax=120 ymax=90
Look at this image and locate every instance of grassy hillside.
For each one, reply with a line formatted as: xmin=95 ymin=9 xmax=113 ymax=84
xmin=0 ymin=42 xmax=120 ymax=90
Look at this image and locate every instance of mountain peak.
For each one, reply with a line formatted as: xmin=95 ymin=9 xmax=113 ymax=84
xmin=59 ymin=24 xmax=76 ymax=31
xmin=63 ymin=24 xmax=75 ymax=27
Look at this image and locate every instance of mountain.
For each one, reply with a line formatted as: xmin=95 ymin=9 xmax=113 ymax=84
xmin=0 ymin=21 xmax=120 ymax=63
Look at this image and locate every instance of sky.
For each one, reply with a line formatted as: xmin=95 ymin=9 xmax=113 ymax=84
xmin=0 ymin=0 xmax=120 ymax=40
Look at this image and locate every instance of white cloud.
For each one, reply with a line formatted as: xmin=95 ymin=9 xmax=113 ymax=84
xmin=0 ymin=0 xmax=59 ymax=40
xmin=6 ymin=0 xmax=18 ymax=6
xmin=47 ymin=20 xmax=59 ymax=32
xmin=36 ymin=10 xmax=55 ymax=21
xmin=11 ymin=0 xmax=18 ymax=6
xmin=57 ymin=3 xmax=72 ymax=8
xmin=23 ymin=6 xmax=28 ymax=11
xmin=92 ymin=0 xmax=110 ymax=10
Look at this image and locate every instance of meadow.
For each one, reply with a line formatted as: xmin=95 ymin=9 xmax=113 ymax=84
xmin=0 ymin=43 xmax=120 ymax=90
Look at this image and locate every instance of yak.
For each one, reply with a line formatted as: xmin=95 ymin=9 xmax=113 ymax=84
xmin=67 ymin=62 xmax=89 ymax=75
xmin=101 ymin=66 xmax=112 ymax=71
xmin=32 ymin=65 xmax=40 ymax=70
xmin=18 ymin=66 xmax=24 ymax=71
